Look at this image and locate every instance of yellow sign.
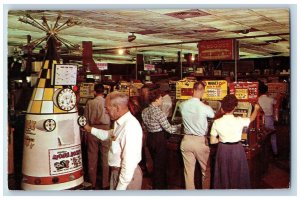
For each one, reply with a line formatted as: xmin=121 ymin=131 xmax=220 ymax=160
xmin=235 ymin=88 xmax=248 ymax=100
xmin=203 ymin=80 xmax=228 ymax=100
xmin=176 ymin=79 xmax=196 ymax=100
xmin=80 ymin=83 xmax=94 ymax=98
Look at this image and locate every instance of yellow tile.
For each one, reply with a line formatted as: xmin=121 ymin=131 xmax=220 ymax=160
xmin=44 ymin=60 xmax=49 ymax=69
xmin=43 ymin=88 xmax=53 ymax=100
xmin=38 ymin=78 xmax=46 ymax=88
xmin=31 ymin=88 xmax=37 ymax=100
xmin=47 ymin=69 xmax=51 ymax=79
xmin=31 ymin=101 xmax=42 ymax=113
xmin=54 ymin=105 xmax=66 ymax=113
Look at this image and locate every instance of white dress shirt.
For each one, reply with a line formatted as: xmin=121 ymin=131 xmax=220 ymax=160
xmin=258 ymin=94 xmax=276 ymax=116
xmin=210 ymin=114 xmax=250 ymax=143
xmin=179 ymin=97 xmax=215 ymax=136
xmin=91 ymin=111 xmax=143 ymax=190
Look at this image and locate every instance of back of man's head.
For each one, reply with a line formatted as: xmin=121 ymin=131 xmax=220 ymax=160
xmin=94 ymin=83 xmax=105 ymax=94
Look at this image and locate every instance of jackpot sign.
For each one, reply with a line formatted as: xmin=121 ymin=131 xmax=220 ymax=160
xmin=229 ymin=82 xmax=259 ymax=103
xmin=203 ymin=80 xmax=228 ymax=100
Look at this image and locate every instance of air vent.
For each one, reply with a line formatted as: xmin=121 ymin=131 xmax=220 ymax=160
xmin=165 ymin=9 xmax=210 ymax=19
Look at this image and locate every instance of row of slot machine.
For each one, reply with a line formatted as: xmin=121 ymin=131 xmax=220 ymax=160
xmin=78 ymin=81 xmax=145 ymax=107
xmin=170 ymin=77 xmax=288 ymax=148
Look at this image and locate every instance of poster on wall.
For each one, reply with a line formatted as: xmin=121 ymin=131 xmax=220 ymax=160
xmin=229 ymin=82 xmax=259 ymax=103
xmin=49 ymin=145 xmax=82 ymax=175
xmin=198 ymin=39 xmax=238 ymax=61
xmin=202 ymin=80 xmax=228 ymax=100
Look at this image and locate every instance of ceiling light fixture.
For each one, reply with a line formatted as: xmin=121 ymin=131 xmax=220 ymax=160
xmin=128 ymin=32 xmax=136 ymax=42
xmin=118 ymin=49 xmax=124 ymax=55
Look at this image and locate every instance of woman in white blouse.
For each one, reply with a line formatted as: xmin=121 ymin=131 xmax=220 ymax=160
xmin=210 ymin=94 xmax=260 ymax=189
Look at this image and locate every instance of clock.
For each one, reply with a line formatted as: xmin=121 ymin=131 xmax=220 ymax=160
xmin=44 ymin=119 xmax=56 ymax=132
xmin=53 ymin=88 xmax=77 ymax=111
xmin=77 ymin=116 xmax=87 ymax=127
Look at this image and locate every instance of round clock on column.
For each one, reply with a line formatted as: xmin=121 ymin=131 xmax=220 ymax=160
xmin=53 ymin=88 xmax=77 ymax=111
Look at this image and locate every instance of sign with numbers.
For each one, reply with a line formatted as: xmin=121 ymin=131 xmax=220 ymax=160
xmin=229 ymin=82 xmax=258 ymax=103
xmin=203 ymin=80 xmax=228 ymax=100
xmin=53 ymin=64 xmax=77 ymax=86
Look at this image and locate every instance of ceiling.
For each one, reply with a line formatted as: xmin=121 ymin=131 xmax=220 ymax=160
xmin=7 ymin=8 xmax=290 ymax=64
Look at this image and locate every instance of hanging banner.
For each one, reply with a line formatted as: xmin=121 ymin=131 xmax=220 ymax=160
xmin=96 ymin=62 xmax=108 ymax=70
xmin=144 ymin=64 xmax=155 ymax=71
xmin=229 ymin=82 xmax=259 ymax=103
xmin=203 ymin=80 xmax=228 ymax=100
xmin=198 ymin=39 xmax=237 ymax=61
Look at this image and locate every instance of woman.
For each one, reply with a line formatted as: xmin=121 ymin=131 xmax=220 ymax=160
xmin=210 ymin=94 xmax=260 ymax=189
xmin=142 ymin=90 xmax=180 ymax=189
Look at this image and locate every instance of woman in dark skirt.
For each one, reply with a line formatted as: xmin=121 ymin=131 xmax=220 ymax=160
xmin=210 ymin=94 xmax=260 ymax=189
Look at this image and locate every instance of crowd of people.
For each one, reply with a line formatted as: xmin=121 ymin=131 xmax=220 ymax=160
xmin=80 ymin=80 xmax=278 ymax=190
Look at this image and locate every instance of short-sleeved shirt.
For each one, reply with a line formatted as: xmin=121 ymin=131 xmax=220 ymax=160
xmin=258 ymin=94 xmax=276 ymax=116
xmin=179 ymin=97 xmax=215 ymax=136
xmin=84 ymin=95 xmax=110 ymax=127
xmin=210 ymin=114 xmax=250 ymax=143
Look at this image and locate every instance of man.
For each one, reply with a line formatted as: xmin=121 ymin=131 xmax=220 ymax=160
xmin=160 ymin=90 xmax=173 ymax=119
xmin=179 ymin=81 xmax=215 ymax=189
xmin=84 ymin=91 xmax=143 ymax=190
xmin=84 ymin=83 xmax=111 ymax=189
xmin=258 ymin=83 xmax=278 ymax=158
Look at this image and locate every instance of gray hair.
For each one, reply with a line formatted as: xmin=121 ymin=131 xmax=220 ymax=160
xmin=107 ymin=91 xmax=129 ymax=108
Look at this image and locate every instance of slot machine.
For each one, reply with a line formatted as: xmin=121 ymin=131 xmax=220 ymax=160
xmin=171 ymin=77 xmax=197 ymax=124
xmin=79 ymin=82 xmax=95 ymax=108
xmin=202 ymin=80 xmax=228 ymax=128
xmin=113 ymin=80 xmax=144 ymax=97
xmin=171 ymin=79 xmax=227 ymax=131
xmin=229 ymin=82 xmax=262 ymax=147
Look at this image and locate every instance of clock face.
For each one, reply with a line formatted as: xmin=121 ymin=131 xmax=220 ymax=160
xmin=56 ymin=88 xmax=76 ymax=111
xmin=77 ymin=116 xmax=87 ymax=127
xmin=44 ymin=119 xmax=56 ymax=132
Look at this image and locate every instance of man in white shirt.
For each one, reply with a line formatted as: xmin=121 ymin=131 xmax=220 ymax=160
xmin=179 ymin=81 xmax=215 ymax=189
xmin=84 ymin=91 xmax=143 ymax=190
xmin=160 ymin=90 xmax=173 ymax=118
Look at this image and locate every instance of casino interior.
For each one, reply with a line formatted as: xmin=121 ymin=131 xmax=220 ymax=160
xmin=6 ymin=7 xmax=292 ymax=191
